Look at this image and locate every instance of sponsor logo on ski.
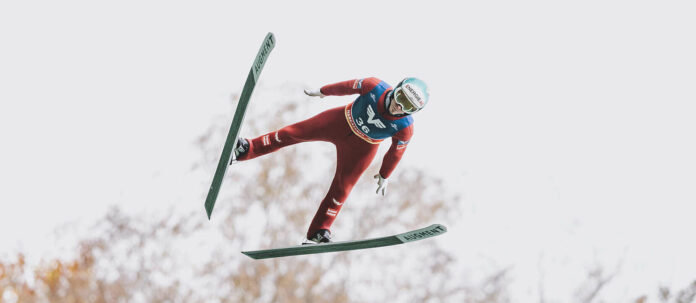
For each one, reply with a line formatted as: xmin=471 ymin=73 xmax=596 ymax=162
xmin=274 ymin=132 xmax=282 ymax=143
xmin=399 ymin=225 xmax=446 ymax=241
xmin=253 ymin=35 xmax=275 ymax=77
xmin=332 ymin=198 xmax=343 ymax=206
xmin=262 ymin=135 xmax=271 ymax=146
xmin=326 ymin=209 xmax=338 ymax=217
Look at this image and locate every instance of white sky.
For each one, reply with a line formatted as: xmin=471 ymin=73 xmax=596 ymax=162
xmin=1 ymin=0 xmax=695 ymax=301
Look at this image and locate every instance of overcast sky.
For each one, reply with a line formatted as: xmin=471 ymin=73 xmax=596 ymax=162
xmin=1 ymin=0 xmax=695 ymax=301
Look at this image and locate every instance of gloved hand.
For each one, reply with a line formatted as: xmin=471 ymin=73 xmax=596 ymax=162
xmin=304 ymin=88 xmax=325 ymax=98
xmin=374 ymin=174 xmax=388 ymax=196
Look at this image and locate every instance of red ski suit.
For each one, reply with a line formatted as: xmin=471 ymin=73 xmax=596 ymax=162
xmin=237 ymin=78 xmax=414 ymax=238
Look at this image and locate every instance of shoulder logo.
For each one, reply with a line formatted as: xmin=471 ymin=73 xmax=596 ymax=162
xmin=366 ymin=106 xmax=386 ymax=129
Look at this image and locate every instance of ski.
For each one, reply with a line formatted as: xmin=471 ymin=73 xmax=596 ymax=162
xmin=204 ymin=32 xmax=276 ymax=219
xmin=242 ymin=224 xmax=447 ymax=260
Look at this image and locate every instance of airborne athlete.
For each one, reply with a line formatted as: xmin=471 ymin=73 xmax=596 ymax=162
xmin=232 ymin=77 xmax=430 ymax=244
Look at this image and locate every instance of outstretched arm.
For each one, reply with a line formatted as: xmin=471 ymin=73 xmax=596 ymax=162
xmin=305 ymin=77 xmax=382 ymax=98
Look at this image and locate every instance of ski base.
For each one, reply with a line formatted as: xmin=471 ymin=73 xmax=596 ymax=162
xmin=242 ymin=224 xmax=447 ymax=260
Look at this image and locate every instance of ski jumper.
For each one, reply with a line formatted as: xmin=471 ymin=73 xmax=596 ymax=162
xmin=237 ymin=78 xmax=414 ymax=238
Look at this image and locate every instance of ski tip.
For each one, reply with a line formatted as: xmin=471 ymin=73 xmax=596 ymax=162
xmin=432 ymin=223 xmax=447 ymax=232
xmin=264 ymin=32 xmax=276 ymax=48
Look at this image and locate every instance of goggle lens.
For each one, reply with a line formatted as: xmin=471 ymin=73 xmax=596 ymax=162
xmin=394 ymin=88 xmax=417 ymax=113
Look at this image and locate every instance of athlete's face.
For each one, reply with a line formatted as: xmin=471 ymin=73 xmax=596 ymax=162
xmin=388 ymin=94 xmax=407 ymax=115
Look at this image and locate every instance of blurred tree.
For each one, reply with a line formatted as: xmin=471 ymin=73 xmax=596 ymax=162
xmin=574 ymin=263 xmax=620 ymax=303
xmin=653 ymin=281 xmax=696 ymax=303
xmin=2 ymin=84 xmax=695 ymax=303
xmin=0 ymin=84 xmax=509 ymax=303
xmin=630 ymin=281 xmax=696 ymax=303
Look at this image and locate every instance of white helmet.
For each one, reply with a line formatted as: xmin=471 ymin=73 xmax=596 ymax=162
xmin=393 ymin=77 xmax=429 ymax=114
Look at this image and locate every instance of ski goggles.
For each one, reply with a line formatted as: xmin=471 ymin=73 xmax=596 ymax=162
xmin=393 ymin=87 xmax=419 ymax=114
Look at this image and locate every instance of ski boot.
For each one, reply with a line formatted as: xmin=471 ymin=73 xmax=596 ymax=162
xmin=230 ymin=137 xmax=249 ymax=164
xmin=302 ymin=229 xmax=331 ymax=245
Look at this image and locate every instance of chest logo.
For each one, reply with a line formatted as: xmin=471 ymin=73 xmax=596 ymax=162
xmin=366 ymin=106 xmax=386 ymax=129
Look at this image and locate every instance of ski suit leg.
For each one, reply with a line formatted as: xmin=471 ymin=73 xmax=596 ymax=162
xmin=306 ymin=135 xmax=380 ymax=238
xmin=237 ymin=106 xmax=346 ymax=161
xmin=233 ymin=105 xmax=380 ymax=238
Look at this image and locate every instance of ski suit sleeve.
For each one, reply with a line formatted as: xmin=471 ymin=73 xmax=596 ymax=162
xmin=320 ymin=77 xmax=382 ymax=97
xmin=379 ymin=124 xmax=414 ymax=179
